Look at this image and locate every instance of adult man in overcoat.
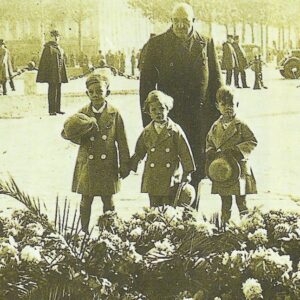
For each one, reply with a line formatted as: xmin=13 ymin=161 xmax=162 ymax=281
xmin=139 ymin=2 xmax=222 ymax=193
xmin=36 ymin=30 xmax=68 ymax=115
xmin=232 ymin=35 xmax=249 ymax=88
xmin=221 ymin=35 xmax=238 ymax=86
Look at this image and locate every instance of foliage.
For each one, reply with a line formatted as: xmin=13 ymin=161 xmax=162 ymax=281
xmin=0 ymin=178 xmax=299 ymax=299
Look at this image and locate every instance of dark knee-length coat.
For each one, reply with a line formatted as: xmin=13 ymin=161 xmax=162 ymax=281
xmin=62 ymin=103 xmax=130 ymax=196
xmin=36 ymin=41 xmax=68 ymax=83
xmin=206 ymin=117 xmax=257 ymax=196
xmin=139 ymin=28 xmax=222 ymax=177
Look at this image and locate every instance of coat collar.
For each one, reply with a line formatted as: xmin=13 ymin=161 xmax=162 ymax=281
xmin=81 ymin=102 xmax=116 ymax=125
xmin=143 ymin=118 xmax=177 ymax=147
xmin=211 ymin=117 xmax=241 ymax=149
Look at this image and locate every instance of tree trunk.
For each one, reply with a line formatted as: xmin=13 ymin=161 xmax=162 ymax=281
xmin=233 ymin=23 xmax=236 ymax=35
xmin=266 ymin=25 xmax=269 ymax=62
xmin=225 ymin=24 xmax=229 ymax=36
xmin=242 ymin=22 xmax=246 ymax=43
xmin=260 ymin=23 xmax=264 ymax=57
xmin=208 ymin=20 xmax=212 ymax=37
xmin=282 ymin=26 xmax=285 ymax=49
xmin=78 ymin=19 xmax=82 ymax=53
xmin=251 ymin=23 xmax=255 ymax=44
xmin=277 ymin=27 xmax=281 ymax=50
xmin=288 ymin=24 xmax=292 ymax=48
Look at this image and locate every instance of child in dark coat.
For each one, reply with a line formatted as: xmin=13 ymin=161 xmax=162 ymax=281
xmin=62 ymin=71 xmax=130 ymax=232
xmin=130 ymin=90 xmax=196 ymax=207
xmin=206 ymin=86 xmax=258 ymax=224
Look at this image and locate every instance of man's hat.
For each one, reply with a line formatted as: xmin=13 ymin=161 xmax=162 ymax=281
xmin=234 ymin=35 xmax=240 ymax=40
xmin=61 ymin=113 xmax=96 ymax=140
xmin=0 ymin=39 xmax=5 ymax=45
xmin=227 ymin=34 xmax=233 ymax=39
xmin=172 ymin=183 xmax=196 ymax=206
xmin=206 ymin=152 xmax=241 ymax=186
xmin=50 ymin=30 xmax=60 ymax=37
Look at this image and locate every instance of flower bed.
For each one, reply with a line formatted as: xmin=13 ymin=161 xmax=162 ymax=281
xmin=0 ymin=179 xmax=299 ymax=299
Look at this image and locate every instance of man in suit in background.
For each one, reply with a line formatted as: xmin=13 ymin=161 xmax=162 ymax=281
xmin=36 ymin=30 xmax=68 ymax=116
xmin=232 ymin=35 xmax=250 ymax=88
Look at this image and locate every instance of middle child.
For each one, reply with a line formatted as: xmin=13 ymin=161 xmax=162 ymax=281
xmin=131 ymin=90 xmax=196 ymax=207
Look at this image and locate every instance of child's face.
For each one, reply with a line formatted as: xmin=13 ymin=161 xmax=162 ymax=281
xmin=86 ymin=81 xmax=108 ymax=108
xmin=217 ymin=100 xmax=237 ymax=119
xmin=149 ymin=102 xmax=168 ymax=123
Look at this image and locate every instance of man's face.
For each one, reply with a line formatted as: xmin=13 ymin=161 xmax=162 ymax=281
xmin=171 ymin=8 xmax=194 ymax=40
xmin=86 ymin=81 xmax=108 ymax=109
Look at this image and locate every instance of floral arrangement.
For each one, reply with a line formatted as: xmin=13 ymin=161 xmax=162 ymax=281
xmin=0 ymin=178 xmax=299 ymax=299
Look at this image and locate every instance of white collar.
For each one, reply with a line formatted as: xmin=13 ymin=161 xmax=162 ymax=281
xmin=92 ymin=102 xmax=106 ymax=114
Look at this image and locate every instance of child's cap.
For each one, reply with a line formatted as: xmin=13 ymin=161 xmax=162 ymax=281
xmin=86 ymin=68 xmax=112 ymax=88
xmin=216 ymin=85 xmax=234 ymax=104
xmin=143 ymin=90 xmax=174 ymax=113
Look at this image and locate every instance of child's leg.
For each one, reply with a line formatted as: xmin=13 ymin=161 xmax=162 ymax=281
xmin=236 ymin=195 xmax=248 ymax=216
xmin=80 ymin=195 xmax=94 ymax=232
xmin=102 ymin=195 xmax=115 ymax=213
xmin=220 ymin=195 xmax=233 ymax=224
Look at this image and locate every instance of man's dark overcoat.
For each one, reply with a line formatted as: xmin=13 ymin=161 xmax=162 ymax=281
xmin=139 ymin=28 xmax=222 ymax=180
xmin=221 ymin=42 xmax=238 ymax=71
xmin=36 ymin=41 xmax=68 ymax=83
xmin=232 ymin=42 xmax=248 ymax=71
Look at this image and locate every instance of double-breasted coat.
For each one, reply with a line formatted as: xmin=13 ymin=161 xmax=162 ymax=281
xmin=36 ymin=41 xmax=68 ymax=83
xmin=221 ymin=42 xmax=238 ymax=71
xmin=62 ymin=103 xmax=130 ymax=196
xmin=131 ymin=118 xmax=196 ymax=196
xmin=206 ymin=117 xmax=257 ymax=196
xmin=139 ymin=28 xmax=222 ymax=180
xmin=232 ymin=42 xmax=248 ymax=71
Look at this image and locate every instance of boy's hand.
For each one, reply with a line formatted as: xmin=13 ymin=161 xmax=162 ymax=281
xmin=206 ymin=149 xmax=217 ymax=161
xmin=181 ymin=173 xmax=192 ymax=183
xmin=90 ymin=117 xmax=99 ymax=131
xmin=119 ymin=165 xmax=130 ymax=179
xmin=223 ymin=146 xmax=243 ymax=160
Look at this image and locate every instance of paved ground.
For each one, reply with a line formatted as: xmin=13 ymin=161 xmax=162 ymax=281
xmin=0 ymin=65 xmax=299 ymax=226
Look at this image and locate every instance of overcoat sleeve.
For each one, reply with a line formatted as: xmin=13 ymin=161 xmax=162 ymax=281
xmin=236 ymin=123 xmax=258 ymax=159
xmin=205 ymin=124 xmax=217 ymax=153
xmin=177 ymin=128 xmax=196 ymax=175
xmin=130 ymin=131 xmax=147 ymax=172
xmin=115 ymin=112 xmax=130 ymax=170
xmin=139 ymin=40 xmax=159 ymax=127
xmin=36 ymin=46 xmax=50 ymax=83
xmin=207 ymin=38 xmax=222 ymax=108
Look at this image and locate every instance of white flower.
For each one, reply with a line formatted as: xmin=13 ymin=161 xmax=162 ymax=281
xmin=129 ymin=226 xmax=143 ymax=238
xmin=248 ymin=228 xmax=268 ymax=245
xmin=100 ymin=278 xmax=112 ymax=295
xmin=0 ymin=242 xmax=18 ymax=257
xmin=230 ymin=250 xmax=249 ymax=265
xmin=214 ymin=298 xmax=222 ymax=300
xmin=21 ymin=245 xmax=42 ymax=263
xmin=27 ymin=223 xmax=44 ymax=236
xmin=222 ymin=252 xmax=230 ymax=265
xmin=242 ymin=278 xmax=263 ymax=300
xmin=149 ymin=221 xmax=165 ymax=231
xmin=164 ymin=206 xmax=184 ymax=222
xmin=148 ymin=238 xmax=175 ymax=256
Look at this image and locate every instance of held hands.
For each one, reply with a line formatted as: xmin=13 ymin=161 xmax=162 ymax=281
xmin=119 ymin=163 xmax=131 ymax=179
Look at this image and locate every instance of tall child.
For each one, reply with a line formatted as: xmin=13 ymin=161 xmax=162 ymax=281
xmin=62 ymin=72 xmax=130 ymax=232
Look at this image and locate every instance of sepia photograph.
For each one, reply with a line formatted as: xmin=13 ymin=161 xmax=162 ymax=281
xmin=0 ymin=0 xmax=299 ymax=299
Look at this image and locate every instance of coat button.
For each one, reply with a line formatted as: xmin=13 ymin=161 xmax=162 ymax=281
xmin=150 ymin=163 xmax=155 ymax=168
xmin=165 ymin=148 xmax=170 ymax=153
xmin=102 ymin=135 xmax=107 ymax=140
xmin=90 ymin=136 xmax=95 ymax=141
xmin=101 ymin=154 xmax=107 ymax=160
xmin=150 ymin=147 xmax=155 ymax=152
xmin=88 ymin=154 xmax=94 ymax=160
xmin=166 ymin=163 xmax=171 ymax=168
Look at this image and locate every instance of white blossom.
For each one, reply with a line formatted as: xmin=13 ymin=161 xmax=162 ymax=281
xmin=27 ymin=223 xmax=44 ymax=236
xmin=21 ymin=245 xmax=42 ymax=263
xmin=242 ymin=278 xmax=263 ymax=300
xmin=248 ymin=228 xmax=268 ymax=245
xmin=129 ymin=226 xmax=143 ymax=238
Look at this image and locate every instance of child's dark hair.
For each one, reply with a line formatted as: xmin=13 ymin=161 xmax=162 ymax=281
xmin=143 ymin=90 xmax=174 ymax=114
xmin=216 ymin=86 xmax=234 ymax=105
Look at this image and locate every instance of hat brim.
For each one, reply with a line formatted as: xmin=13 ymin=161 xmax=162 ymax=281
xmin=206 ymin=152 xmax=241 ymax=185
xmin=62 ymin=122 xmax=94 ymax=141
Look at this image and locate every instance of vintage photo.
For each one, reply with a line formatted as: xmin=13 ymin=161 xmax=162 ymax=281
xmin=0 ymin=0 xmax=299 ymax=299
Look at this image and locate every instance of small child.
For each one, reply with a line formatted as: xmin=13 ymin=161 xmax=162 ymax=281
xmin=62 ymin=71 xmax=130 ymax=232
xmin=130 ymin=90 xmax=196 ymax=207
xmin=206 ymin=86 xmax=258 ymax=224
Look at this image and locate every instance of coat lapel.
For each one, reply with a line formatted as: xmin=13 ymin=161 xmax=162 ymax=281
xmin=155 ymin=119 xmax=174 ymax=145
xmin=190 ymin=32 xmax=207 ymax=64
